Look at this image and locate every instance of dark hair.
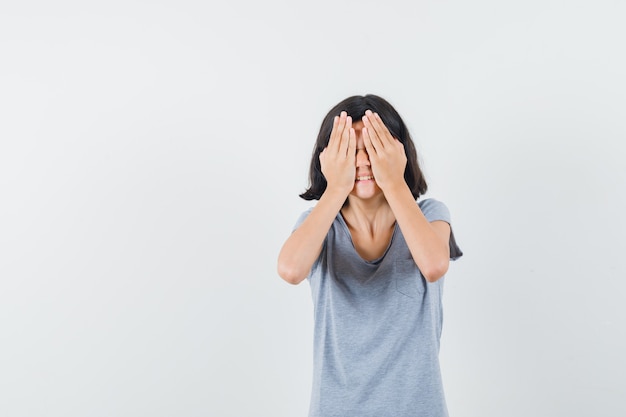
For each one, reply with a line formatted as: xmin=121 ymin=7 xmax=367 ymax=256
xmin=300 ymin=94 xmax=427 ymax=200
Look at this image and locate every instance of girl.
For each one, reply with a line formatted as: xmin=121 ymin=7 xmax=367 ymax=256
xmin=278 ymin=94 xmax=462 ymax=417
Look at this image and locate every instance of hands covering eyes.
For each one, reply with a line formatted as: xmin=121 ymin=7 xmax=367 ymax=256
xmin=360 ymin=109 xmax=407 ymax=192
xmin=319 ymin=111 xmax=357 ymax=196
xmin=319 ymin=110 xmax=407 ymax=198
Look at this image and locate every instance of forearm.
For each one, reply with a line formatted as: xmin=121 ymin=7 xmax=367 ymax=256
xmin=277 ymin=188 xmax=346 ymax=284
xmin=383 ymin=183 xmax=450 ymax=282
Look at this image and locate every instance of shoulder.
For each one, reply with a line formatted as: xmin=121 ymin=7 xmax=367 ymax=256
xmin=292 ymin=207 xmax=342 ymax=230
xmin=417 ymin=198 xmax=451 ymax=224
xmin=293 ymin=207 xmax=315 ymax=230
xmin=419 ymin=198 xmax=464 ymax=260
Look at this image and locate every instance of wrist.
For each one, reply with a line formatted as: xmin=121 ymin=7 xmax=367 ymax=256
xmin=323 ymin=184 xmax=351 ymax=200
xmin=380 ymin=179 xmax=411 ymax=198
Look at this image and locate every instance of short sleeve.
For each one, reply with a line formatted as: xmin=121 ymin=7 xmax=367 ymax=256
xmin=291 ymin=207 xmax=325 ymax=282
xmin=292 ymin=207 xmax=314 ymax=232
xmin=418 ymin=198 xmax=463 ymax=261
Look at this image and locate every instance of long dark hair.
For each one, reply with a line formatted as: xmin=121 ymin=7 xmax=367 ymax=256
xmin=300 ymin=94 xmax=427 ymax=200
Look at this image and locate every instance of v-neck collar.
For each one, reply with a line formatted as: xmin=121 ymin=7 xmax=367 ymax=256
xmin=336 ymin=212 xmax=398 ymax=265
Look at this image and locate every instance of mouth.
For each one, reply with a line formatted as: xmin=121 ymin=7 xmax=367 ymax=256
xmin=356 ymin=175 xmax=375 ymax=181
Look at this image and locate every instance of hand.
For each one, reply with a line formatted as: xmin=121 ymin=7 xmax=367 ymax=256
xmin=361 ymin=110 xmax=407 ymax=192
xmin=319 ymin=111 xmax=357 ymax=197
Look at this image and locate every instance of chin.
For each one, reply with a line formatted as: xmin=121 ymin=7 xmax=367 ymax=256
xmin=350 ymin=182 xmax=382 ymax=200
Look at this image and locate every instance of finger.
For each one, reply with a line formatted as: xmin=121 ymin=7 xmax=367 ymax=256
xmin=366 ymin=110 xmax=393 ymax=146
xmin=372 ymin=112 xmax=395 ymax=145
xmin=339 ymin=115 xmax=352 ymax=157
xmin=330 ymin=111 xmax=348 ymax=152
xmin=327 ymin=116 xmax=340 ymax=151
xmin=348 ymin=127 xmax=356 ymax=160
xmin=362 ymin=113 xmax=384 ymax=151
xmin=394 ymin=137 xmax=405 ymax=153
xmin=362 ymin=126 xmax=378 ymax=158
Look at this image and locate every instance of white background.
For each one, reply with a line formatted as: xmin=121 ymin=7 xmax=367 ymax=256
xmin=1 ymin=1 xmax=625 ymax=416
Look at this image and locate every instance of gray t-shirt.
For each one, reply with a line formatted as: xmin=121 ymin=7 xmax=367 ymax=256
xmin=294 ymin=198 xmax=462 ymax=417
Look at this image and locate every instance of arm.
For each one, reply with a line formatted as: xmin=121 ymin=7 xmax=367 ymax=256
xmin=277 ymin=112 xmax=357 ymax=285
xmin=277 ymin=189 xmax=346 ymax=284
xmin=382 ymin=184 xmax=451 ymax=282
xmin=361 ymin=110 xmax=450 ymax=282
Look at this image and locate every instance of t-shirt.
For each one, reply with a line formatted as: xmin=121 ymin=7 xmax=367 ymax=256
xmin=293 ymin=198 xmax=463 ymax=417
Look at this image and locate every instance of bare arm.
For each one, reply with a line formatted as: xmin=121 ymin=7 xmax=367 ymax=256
xmin=277 ymin=112 xmax=357 ymax=284
xmin=362 ymin=110 xmax=450 ymax=282
xmin=382 ymin=184 xmax=451 ymax=282
xmin=277 ymin=189 xmax=347 ymax=284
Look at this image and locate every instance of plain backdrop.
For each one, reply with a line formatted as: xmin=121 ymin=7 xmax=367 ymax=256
xmin=1 ymin=1 xmax=625 ymax=416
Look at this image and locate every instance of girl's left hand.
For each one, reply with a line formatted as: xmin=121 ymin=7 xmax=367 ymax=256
xmin=361 ymin=110 xmax=407 ymax=192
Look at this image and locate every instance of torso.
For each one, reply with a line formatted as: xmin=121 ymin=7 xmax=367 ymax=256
xmin=303 ymin=198 xmax=453 ymax=417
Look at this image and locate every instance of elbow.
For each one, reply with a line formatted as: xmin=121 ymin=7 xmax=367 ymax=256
xmin=277 ymin=263 xmax=307 ymax=285
xmin=421 ymin=259 xmax=450 ymax=283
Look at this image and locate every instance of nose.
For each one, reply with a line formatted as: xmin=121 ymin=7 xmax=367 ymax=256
xmin=356 ymin=149 xmax=370 ymax=168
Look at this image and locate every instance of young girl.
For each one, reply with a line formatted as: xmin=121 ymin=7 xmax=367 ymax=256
xmin=278 ymin=94 xmax=462 ymax=417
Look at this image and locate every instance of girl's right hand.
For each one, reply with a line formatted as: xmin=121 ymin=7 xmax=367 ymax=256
xmin=319 ymin=111 xmax=357 ymax=197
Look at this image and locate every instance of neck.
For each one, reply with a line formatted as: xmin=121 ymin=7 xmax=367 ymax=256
xmin=341 ymin=195 xmax=395 ymax=234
